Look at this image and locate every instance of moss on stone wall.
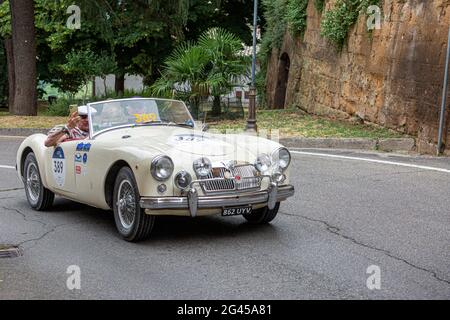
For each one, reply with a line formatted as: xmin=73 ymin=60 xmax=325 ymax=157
xmin=320 ymin=0 xmax=380 ymax=49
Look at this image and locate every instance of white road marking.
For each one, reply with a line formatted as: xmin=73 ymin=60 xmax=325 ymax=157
xmin=291 ymin=150 xmax=450 ymax=174
xmin=1 ymin=152 xmax=449 ymax=173
xmin=0 ymin=165 xmax=15 ymax=170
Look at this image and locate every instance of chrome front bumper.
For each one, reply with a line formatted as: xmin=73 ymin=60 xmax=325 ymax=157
xmin=140 ymin=184 xmax=295 ymax=217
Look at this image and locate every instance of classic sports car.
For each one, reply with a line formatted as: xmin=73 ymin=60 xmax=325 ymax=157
xmin=16 ymin=98 xmax=295 ymax=241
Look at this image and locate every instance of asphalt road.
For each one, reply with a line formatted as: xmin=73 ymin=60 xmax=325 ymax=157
xmin=0 ymin=136 xmax=449 ymax=299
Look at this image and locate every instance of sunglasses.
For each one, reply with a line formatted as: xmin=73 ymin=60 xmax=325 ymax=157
xmin=80 ymin=115 xmax=88 ymax=119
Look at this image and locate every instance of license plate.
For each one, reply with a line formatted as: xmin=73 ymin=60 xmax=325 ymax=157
xmin=222 ymin=206 xmax=252 ymax=216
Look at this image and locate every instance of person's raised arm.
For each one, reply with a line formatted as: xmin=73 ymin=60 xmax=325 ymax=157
xmin=44 ymin=112 xmax=79 ymax=147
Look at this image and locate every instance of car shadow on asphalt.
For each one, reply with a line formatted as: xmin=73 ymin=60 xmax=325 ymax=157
xmin=49 ymin=198 xmax=279 ymax=244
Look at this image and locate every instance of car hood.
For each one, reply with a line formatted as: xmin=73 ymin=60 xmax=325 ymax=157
xmin=96 ymin=126 xmax=269 ymax=158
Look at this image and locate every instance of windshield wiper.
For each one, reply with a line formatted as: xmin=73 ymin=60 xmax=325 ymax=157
xmin=135 ymin=120 xmax=193 ymax=128
xmin=136 ymin=120 xmax=163 ymax=126
xmin=171 ymin=122 xmax=194 ymax=128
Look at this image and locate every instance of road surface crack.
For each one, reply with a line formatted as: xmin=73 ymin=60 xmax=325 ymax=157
xmin=17 ymin=223 xmax=68 ymax=248
xmin=282 ymin=212 xmax=450 ymax=286
xmin=0 ymin=206 xmax=67 ymax=250
xmin=1 ymin=206 xmax=48 ymax=228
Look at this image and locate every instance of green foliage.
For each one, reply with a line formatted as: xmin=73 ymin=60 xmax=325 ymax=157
xmin=314 ymin=0 xmax=326 ymax=13
xmin=44 ymin=97 xmax=78 ymax=116
xmin=257 ymin=0 xmax=289 ymax=107
xmin=185 ymin=0 xmax=255 ymax=46
xmin=255 ymin=67 xmax=268 ymax=109
xmin=59 ymin=49 xmax=117 ymax=97
xmin=286 ymin=0 xmax=309 ymax=36
xmin=0 ymin=0 xmax=11 ymax=38
xmin=0 ymin=39 xmax=7 ymax=106
xmin=151 ymin=28 xmax=249 ymax=118
xmin=260 ymin=0 xmax=288 ymax=56
xmin=257 ymin=0 xmax=309 ymax=106
xmin=320 ymin=0 xmax=380 ymax=49
xmin=197 ymin=28 xmax=250 ymax=96
xmin=0 ymin=0 xmax=256 ymax=102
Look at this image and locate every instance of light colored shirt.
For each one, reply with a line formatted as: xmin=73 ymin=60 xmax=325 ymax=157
xmin=47 ymin=124 xmax=89 ymax=140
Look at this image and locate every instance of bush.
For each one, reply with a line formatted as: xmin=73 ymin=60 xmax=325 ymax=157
xmin=0 ymin=39 xmax=7 ymax=107
xmin=320 ymin=0 xmax=380 ymax=49
xmin=44 ymin=98 xmax=79 ymax=116
xmin=286 ymin=0 xmax=309 ymax=36
xmin=314 ymin=0 xmax=326 ymax=13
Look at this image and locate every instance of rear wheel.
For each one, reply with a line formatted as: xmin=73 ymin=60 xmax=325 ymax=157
xmin=23 ymin=152 xmax=54 ymax=210
xmin=113 ymin=167 xmax=154 ymax=242
xmin=243 ymin=202 xmax=280 ymax=224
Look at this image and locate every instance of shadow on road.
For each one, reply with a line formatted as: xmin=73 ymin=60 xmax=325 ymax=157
xmin=48 ymin=197 xmax=279 ymax=245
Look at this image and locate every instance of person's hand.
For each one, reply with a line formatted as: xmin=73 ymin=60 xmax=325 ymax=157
xmin=67 ymin=111 xmax=80 ymax=129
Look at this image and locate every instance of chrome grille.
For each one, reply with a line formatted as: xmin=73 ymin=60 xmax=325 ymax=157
xmin=234 ymin=165 xmax=260 ymax=190
xmin=200 ymin=165 xmax=261 ymax=193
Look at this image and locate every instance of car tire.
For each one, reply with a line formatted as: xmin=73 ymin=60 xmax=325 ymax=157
xmin=242 ymin=202 xmax=280 ymax=224
xmin=23 ymin=152 xmax=54 ymax=211
xmin=113 ymin=167 xmax=154 ymax=242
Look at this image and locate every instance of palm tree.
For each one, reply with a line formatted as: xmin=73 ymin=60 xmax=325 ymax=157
xmin=151 ymin=28 xmax=250 ymax=118
xmin=199 ymin=28 xmax=250 ymax=116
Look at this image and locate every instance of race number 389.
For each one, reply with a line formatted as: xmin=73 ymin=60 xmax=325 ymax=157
xmin=54 ymin=160 xmax=63 ymax=174
xmin=52 ymin=147 xmax=66 ymax=187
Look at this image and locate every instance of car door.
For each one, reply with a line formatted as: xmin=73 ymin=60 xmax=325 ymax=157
xmin=45 ymin=140 xmax=79 ymax=196
xmin=73 ymin=140 xmax=95 ymax=203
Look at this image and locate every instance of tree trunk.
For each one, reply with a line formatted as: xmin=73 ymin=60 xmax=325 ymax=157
xmin=4 ymin=38 xmax=14 ymax=112
xmin=212 ymin=95 xmax=221 ymax=116
xmin=92 ymin=76 xmax=96 ymax=97
xmin=103 ymin=77 xmax=107 ymax=96
xmin=10 ymin=0 xmax=37 ymax=115
xmin=115 ymin=73 xmax=125 ymax=96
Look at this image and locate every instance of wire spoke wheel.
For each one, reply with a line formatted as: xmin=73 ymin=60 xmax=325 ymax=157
xmin=113 ymin=167 xmax=155 ymax=242
xmin=117 ymin=180 xmax=136 ymax=229
xmin=23 ymin=152 xmax=54 ymax=211
xmin=26 ymin=162 xmax=40 ymax=203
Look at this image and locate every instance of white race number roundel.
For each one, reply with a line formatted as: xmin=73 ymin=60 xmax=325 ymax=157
xmin=52 ymin=147 xmax=66 ymax=187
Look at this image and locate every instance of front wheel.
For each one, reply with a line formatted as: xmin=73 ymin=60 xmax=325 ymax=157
xmin=113 ymin=167 xmax=154 ymax=242
xmin=23 ymin=152 xmax=54 ymax=211
xmin=242 ymin=202 xmax=280 ymax=224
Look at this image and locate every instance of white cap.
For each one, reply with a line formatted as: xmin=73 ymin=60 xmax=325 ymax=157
xmin=78 ymin=105 xmax=97 ymax=116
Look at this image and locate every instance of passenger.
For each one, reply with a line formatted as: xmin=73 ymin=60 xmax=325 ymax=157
xmin=44 ymin=105 xmax=96 ymax=147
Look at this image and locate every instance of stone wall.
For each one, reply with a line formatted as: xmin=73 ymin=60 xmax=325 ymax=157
xmin=266 ymin=0 xmax=450 ymax=153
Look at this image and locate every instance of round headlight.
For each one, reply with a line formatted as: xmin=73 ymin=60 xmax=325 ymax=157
xmin=273 ymin=147 xmax=291 ymax=172
xmin=193 ymin=157 xmax=212 ymax=177
xmin=151 ymin=155 xmax=174 ymax=181
xmin=174 ymin=171 xmax=192 ymax=189
xmin=255 ymin=153 xmax=272 ymax=173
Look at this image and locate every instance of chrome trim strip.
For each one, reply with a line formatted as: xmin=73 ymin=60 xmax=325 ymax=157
xmin=140 ymin=185 xmax=295 ymax=213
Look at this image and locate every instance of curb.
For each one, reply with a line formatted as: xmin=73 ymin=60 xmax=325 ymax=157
xmin=0 ymin=128 xmax=416 ymax=153
xmin=0 ymin=128 xmax=48 ymax=136
xmin=279 ymin=137 xmax=416 ymax=153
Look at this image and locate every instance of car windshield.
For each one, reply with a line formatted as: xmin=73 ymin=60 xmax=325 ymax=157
xmin=87 ymin=98 xmax=194 ymax=136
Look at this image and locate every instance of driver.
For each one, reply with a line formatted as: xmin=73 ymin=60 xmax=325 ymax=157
xmin=44 ymin=105 xmax=96 ymax=147
xmin=125 ymin=103 xmax=147 ymax=116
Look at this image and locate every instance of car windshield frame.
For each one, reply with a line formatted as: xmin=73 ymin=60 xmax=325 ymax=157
xmin=86 ymin=98 xmax=195 ymax=139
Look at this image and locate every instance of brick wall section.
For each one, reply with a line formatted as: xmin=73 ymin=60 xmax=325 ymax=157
xmin=266 ymin=0 xmax=450 ymax=153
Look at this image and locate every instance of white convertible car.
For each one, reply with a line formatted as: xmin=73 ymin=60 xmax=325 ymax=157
xmin=16 ymin=98 xmax=295 ymax=241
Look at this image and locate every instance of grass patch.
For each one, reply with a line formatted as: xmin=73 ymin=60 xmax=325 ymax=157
xmin=0 ymin=111 xmax=66 ymax=129
xmin=209 ymin=109 xmax=405 ymax=139
xmin=0 ymin=108 xmax=406 ymax=139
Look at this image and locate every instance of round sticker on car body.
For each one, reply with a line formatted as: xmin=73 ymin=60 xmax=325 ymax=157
xmin=52 ymin=147 xmax=66 ymax=187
